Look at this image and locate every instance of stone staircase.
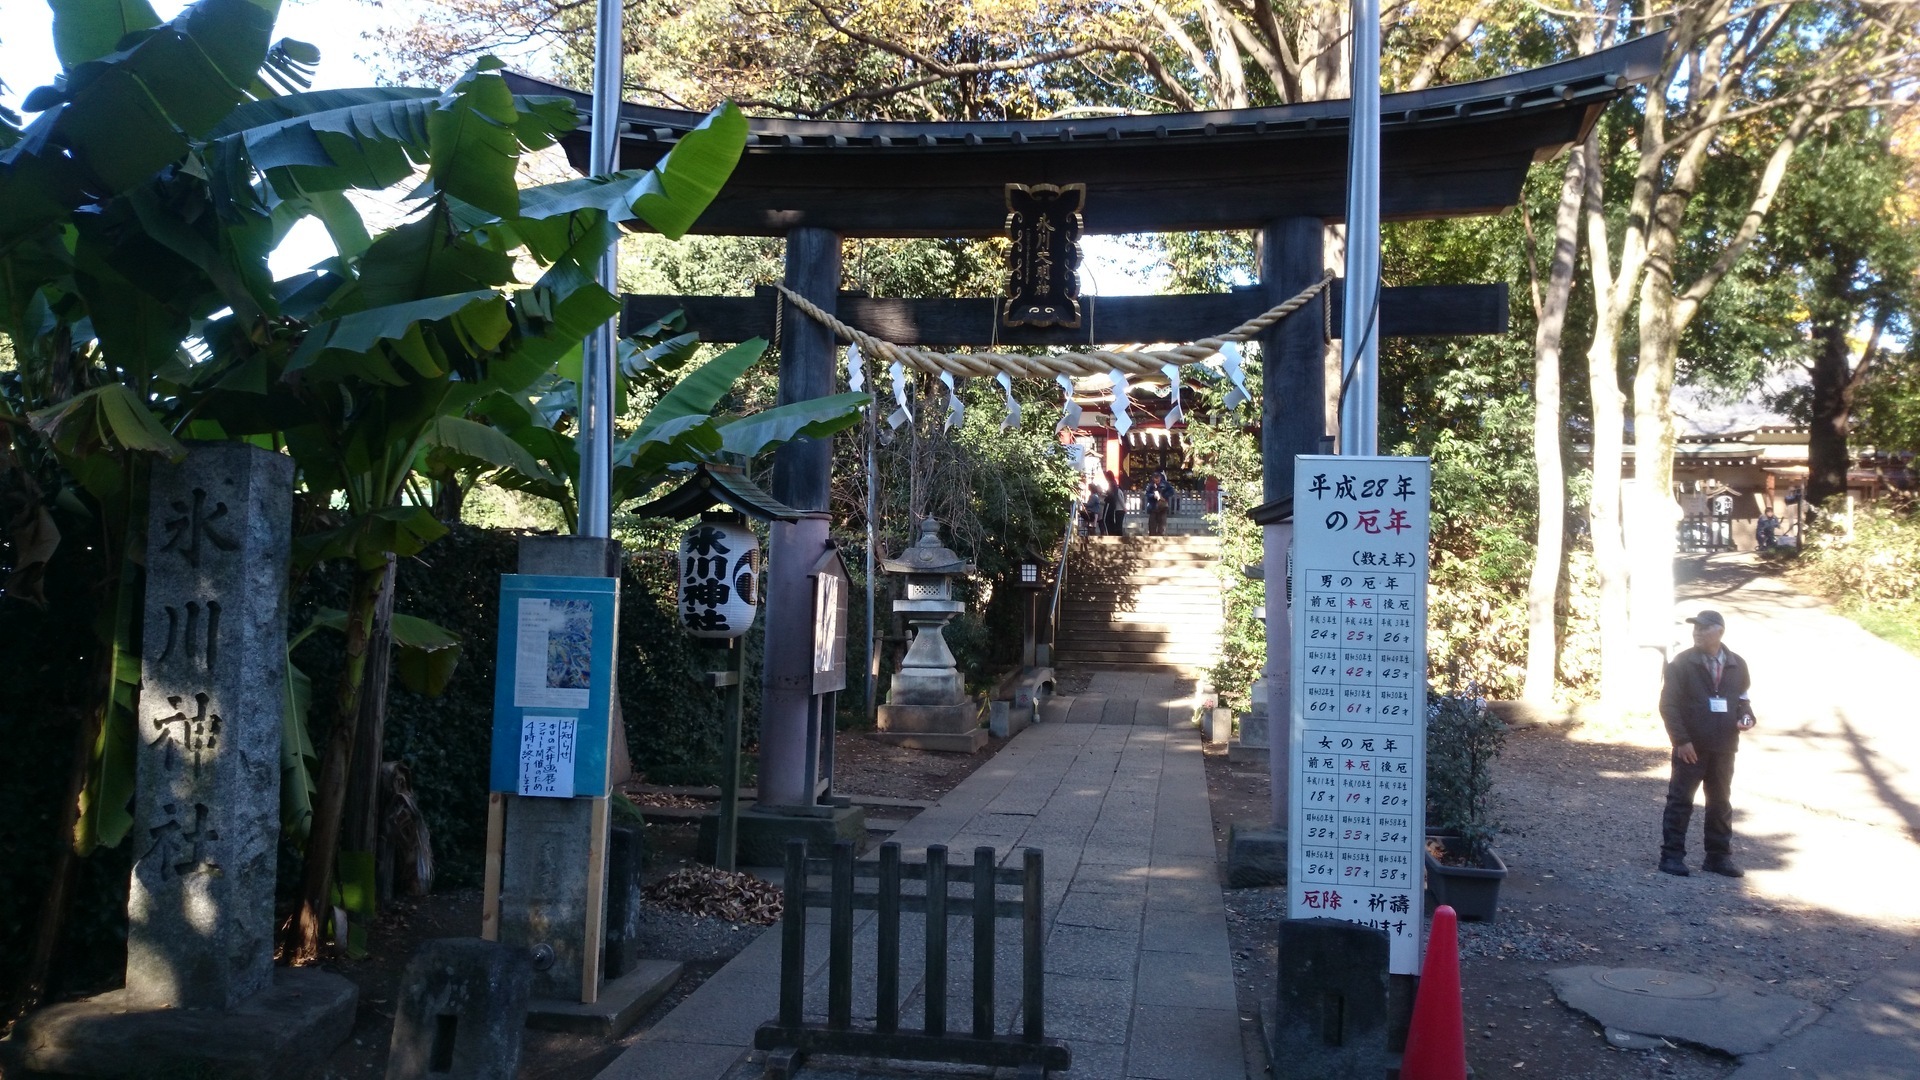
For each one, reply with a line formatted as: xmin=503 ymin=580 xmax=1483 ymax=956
xmin=1051 ymin=535 xmax=1224 ymax=670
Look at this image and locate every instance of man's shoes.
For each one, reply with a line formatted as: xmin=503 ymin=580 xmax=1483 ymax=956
xmin=1702 ymin=857 xmax=1745 ymax=878
xmin=1658 ymin=856 xmax=1690 ymax=877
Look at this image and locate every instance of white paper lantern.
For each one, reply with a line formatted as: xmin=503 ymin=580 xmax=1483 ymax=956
xmin=678 ymin=515 xmax=759 ymax=638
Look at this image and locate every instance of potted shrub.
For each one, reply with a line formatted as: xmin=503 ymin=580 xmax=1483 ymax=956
xmin=1424 ymin=689 xmax=1509 ymax=920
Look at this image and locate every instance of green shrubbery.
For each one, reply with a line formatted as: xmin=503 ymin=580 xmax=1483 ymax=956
xmin=1792 ymin=495 xmax=1920 ymax=655
xmin=1425 ymin=689 xmax=1507 ymax=858
xmin=294 ymin=525 xmax=773 ymax=888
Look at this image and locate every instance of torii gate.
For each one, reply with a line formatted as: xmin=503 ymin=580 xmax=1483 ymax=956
xmin=507 ymin=34 xmax=1661 ymax=855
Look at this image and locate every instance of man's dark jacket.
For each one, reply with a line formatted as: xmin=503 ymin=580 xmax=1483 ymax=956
xmin=1659 ymin=646 xmax=1753 ymax=753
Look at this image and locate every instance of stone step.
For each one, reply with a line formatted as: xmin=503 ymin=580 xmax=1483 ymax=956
xmin=1052 ymin=648 xmax=1221 ymax=667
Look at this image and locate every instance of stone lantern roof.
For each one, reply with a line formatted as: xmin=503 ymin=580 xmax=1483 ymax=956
xmin=881 ymin=518 xmax=974 ymax=577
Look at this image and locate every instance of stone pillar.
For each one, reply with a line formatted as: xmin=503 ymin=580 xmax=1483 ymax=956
xmin=128 ymin=443 xmax=292 ymax=1010
xmin=762 ymin=227 xmax=840 ymax=807
xmin=1259 ymin=217 xmax=1325 ymax=833
xmin=502 ymin=535 xmax=619 ymax=1002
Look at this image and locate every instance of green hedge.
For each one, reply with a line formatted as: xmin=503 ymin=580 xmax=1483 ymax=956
xmin=296 ymin=525 xmax=767 ymax=889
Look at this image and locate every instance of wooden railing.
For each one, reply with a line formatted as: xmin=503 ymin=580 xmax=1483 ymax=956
xmin=755 ymin=840 xmax=1071 ymax=1079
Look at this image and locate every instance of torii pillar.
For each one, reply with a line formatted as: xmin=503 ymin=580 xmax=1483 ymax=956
xmin=748 ymin=227 xmax=866 ymax=861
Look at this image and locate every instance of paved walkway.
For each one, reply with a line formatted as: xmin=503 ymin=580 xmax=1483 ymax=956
xmin=597 ymin=670 xmax=1246 ymax=1080
xmin=1673 ymin=554 xmax=1920 ymax=1074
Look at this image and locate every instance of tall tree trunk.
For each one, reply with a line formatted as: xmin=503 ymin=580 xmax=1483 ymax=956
xmin=1582 ymin=127 xmax=1635 ymax=710
xmin=285 ymin=561 xmax=388 ymax=963
xmin=1624 ymin=188 xmax=1691 ymax=701
xmin=340 ymin=555 xmax=398 ymax=894
xmin=1524 ymin=142 xmax=1588 ymax=704
xmin=1805 ymin=319 xmax=1857 ymax=509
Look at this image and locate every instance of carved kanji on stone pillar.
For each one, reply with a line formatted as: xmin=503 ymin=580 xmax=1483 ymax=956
xmin=128 ymin=443 xmax=292 ymax=1011
xmin=1004 ymin=183 xmax=1085 ymax=328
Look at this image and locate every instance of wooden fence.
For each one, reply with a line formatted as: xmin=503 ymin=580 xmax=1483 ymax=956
xmin=754 ymin=839 xmax=1072 ymax=1079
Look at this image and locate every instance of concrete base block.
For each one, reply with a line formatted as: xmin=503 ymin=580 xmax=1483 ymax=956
xmin=1237 ymin=710 xmax=1271 ymax=747
xmin=876 ymin=701 xmax=978 ymax=734
xmin=525 ymin=959 xmax=683 ymax=1038
xmin=388 ymin=937 xmax=532 ymax=1080
xmin=2 ymin=968 xmax=355 ymax=1080
xmin=1227 ymin=740 xmax=1268 ymax=764
xmin=988 ymin=700 xmax=1024 ymax=739
xmin=1227 ymin=824 xmax=1289 ymax=888
xmin=1204 ymin=707 xmax=1233 ymax=746
xmin=872 ymin=727 xmax=991 ymax=754
xmin=700 ymin=804 xmax=869 ymax=867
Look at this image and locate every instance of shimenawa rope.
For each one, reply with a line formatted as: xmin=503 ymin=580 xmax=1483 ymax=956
xmin=773 ymin=273 xmax=1334 ymax=381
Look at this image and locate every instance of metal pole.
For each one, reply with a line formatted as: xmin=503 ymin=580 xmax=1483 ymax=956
xmin=866 ymin=380 xmax=879 ymax=720
xmin=1338 ymin=0 xmax=1381 ymax=457
xmin=577 ymin=0 xmax=624 ymax=538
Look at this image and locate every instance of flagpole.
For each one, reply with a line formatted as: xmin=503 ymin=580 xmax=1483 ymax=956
xmin=1338 ymin=0 xmax=1381 ymax=457
xmin=577 ymin=0 xmax=624 ymax=538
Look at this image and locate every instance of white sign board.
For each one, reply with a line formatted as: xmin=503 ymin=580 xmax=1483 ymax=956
xmin=517 ymin=715 xmax=579 ymax=798
xmin=1288 ymin=456 xmax=1430 ymax=974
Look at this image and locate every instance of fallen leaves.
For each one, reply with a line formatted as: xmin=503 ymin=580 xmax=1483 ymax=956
xmin=643 ymin=867 xmax=784 ymax=925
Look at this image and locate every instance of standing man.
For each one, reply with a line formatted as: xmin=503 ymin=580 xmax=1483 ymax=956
xmin=1658 ymin=609 xmax=1758 ymax=877
xmin=1144 ymin=469 xmax=1176 ymax=536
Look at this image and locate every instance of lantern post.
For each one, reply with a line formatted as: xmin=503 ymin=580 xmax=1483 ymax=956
xmin=676 ymin=512 xmax=762 ymax=870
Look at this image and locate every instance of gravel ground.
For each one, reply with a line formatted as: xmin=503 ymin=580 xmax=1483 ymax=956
xmin=1212 ymin=715 xmax=1920 ymax=1080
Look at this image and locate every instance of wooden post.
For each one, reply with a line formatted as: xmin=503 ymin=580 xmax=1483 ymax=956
xmin=1259 ymin=217 xmax=1328 ymax=506
xmin=581 ymin=796 xmax=609 ymax=1004
xmin=1021 ymin=848 xmax=1043 ymax=1041
xmin=1259 ymin=217 xmax=1325 ymax=832
xmin=971 ymin=847 xmax=995 ymax=1038
xmin=480 ymin=793 xmax=505 ymax=941
xmin=779 ymin=840 xmax=807 ymax=1029
xmin=828 ymin=841 xmax=855 ymax=1029
xmin=713 ymin=640 xmax=745 ymax=871
xmin=877 ymin=843 xmax=902 ymax=1034
xmin=762 ymin=228 xmax=842 ymax=808
xmin=925 ymin=845 xmax=949 ymax=1038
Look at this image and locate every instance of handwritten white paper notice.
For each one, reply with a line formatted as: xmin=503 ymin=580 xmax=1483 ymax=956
xmin=517 ymin=715 xmax=577 ymax=797
xmin=514 ymin=598 xmax=592 ymax=709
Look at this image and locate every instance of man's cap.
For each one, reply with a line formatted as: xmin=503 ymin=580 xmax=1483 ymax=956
xmin=1687 ymin=609 xmax=1726 ymax=629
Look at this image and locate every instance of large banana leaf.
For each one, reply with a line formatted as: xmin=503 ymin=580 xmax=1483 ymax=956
xmin=50 ymin=0 xmax=163 ymax=69
xmin=351 ymin=206 xmax=518 ymax=310
xmin=289 ymin=291 xmax=504 ymax=373
xmin=304 ymin=607 xmax=463 ymax=698
xmin=422 ymin=60 xmax=524 ymax=219
xmin=210 ymin=86 xmax=435 ymax=140
xmin=2 ymin=0 xmax=277 ymax=240
xmin=29 ymin=383 xmax=188 ymax=463
xmin=294 ymin=505 xmax=448 ymax=569
xmin=423 ymin=415 xmax=560 ymax=485
xmin=626 ymin=338 xmax=768 ymax=443
xmin=716 ymin=392 xmax=870 ymax=458
xmin=513 ymin=101 xmax=747 ymax=240
xmin=242 ymin=94 xmax=434 ymax=194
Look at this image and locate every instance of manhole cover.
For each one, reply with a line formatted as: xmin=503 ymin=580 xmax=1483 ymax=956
xmin=1595 ymin=969 xmax=1721 ymax=999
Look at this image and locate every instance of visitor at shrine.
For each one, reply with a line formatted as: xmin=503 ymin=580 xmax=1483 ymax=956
xmin=1658 ymin=609 xmax=1757 ymax=878
xmin=1144 ymin=470 xmax=1176 ymax=535
xmin=1103 ymin=470 xmax=1125 ymax=536
xmin=1083 ymin=467 xmax=1107 ymax=536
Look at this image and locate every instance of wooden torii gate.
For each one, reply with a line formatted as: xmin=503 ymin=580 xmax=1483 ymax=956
xmin=507 ymin=34 xmax=1662 ymax=852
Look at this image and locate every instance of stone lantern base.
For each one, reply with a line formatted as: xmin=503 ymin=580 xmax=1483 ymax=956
xmin=876 ymin=701 xmax=989 ymax=753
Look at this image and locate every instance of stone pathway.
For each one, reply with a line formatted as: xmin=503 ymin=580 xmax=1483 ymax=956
xmin=596 ymin=670 xmax=1244 ymax=1080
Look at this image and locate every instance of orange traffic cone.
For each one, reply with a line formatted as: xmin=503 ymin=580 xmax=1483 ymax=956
xmin=1402 ymin=904 xmax=1466 ymax=1080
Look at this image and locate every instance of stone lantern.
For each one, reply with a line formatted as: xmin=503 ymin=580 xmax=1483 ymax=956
xmin=876 ymin=517 xmax=986 ymax=753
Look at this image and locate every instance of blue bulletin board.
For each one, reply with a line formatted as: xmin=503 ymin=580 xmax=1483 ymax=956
xmin=489 ymin=574 xmax=618 ymax=798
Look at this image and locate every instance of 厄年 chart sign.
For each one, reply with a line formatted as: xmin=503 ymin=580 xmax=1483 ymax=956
xmin=489 ymin=574 xmax=618 ymax=799
xmin=1287 ymin=456 xmax=1430 ymax=974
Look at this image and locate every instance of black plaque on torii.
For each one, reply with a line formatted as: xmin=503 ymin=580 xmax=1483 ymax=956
xmin=1003 ymin=183 xmax=1085 ymax=329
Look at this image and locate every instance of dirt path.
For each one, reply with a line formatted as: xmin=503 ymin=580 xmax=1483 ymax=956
xmin=1216 ymin=553 xmax=1920 ymax=1078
